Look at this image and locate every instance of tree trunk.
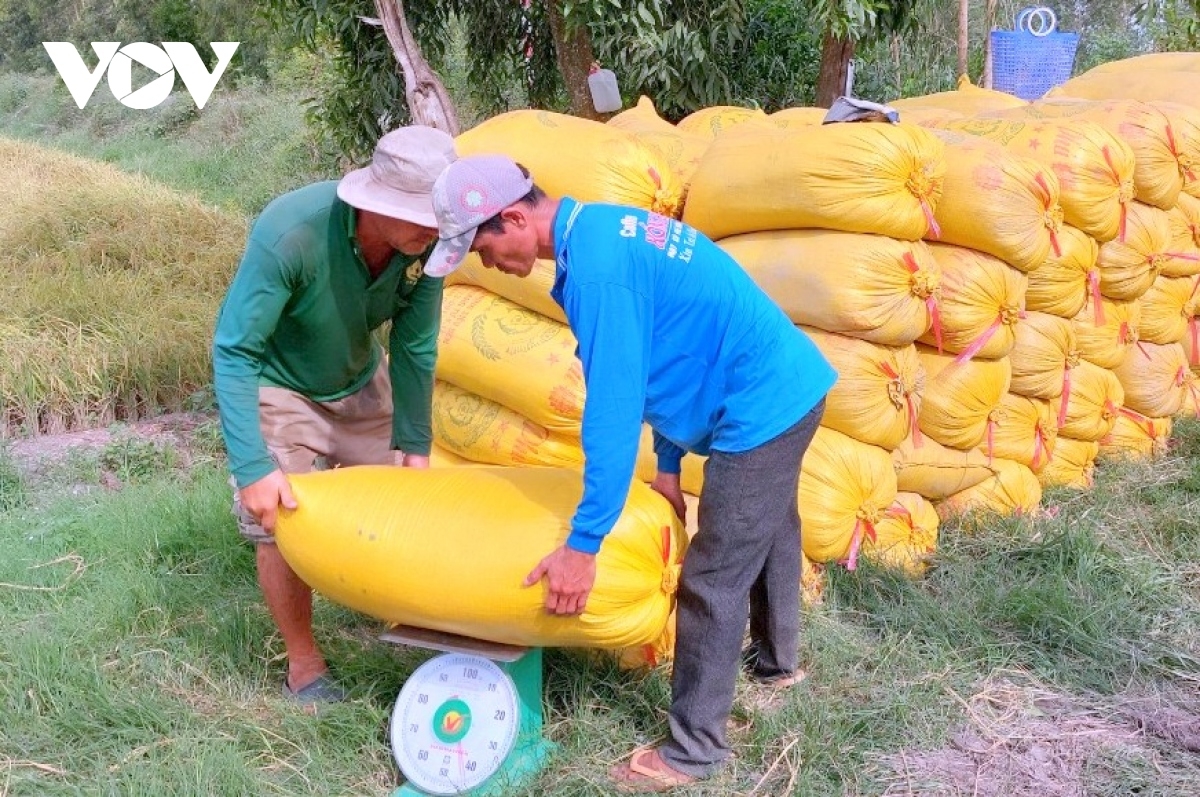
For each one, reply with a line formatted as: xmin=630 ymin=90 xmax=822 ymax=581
xmin=983 ymin=0 xmax=998 ymax=88
xmin=375 ymin=0 xmax=460 ymax=135
xmin=815 ymin=32 xmax=855 ymax=108
xmin=545 ymin=0 xmax=604 ymax=120
xmin=958 ymin=0 xmax=969 ymax=80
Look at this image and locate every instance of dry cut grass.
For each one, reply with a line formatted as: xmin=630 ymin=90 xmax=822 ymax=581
xmin=0 ymin=137 xmax=247 ymax=435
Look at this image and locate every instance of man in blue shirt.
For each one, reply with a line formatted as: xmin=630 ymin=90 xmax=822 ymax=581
xmin=427 ymin=155 xmax=836 ymax=790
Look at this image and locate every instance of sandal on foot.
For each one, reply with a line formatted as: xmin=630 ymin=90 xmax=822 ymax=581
xmin=608 ymin=747 xmax=698 ymax=793
xmin=751 ymin=668 xmax=808 ymax=689
xmin=282 ymin=673 xmax=347 ymax=704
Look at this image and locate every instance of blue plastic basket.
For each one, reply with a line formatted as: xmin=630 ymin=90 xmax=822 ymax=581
xmin=990 ymin=30 xmax=1079 ymax=100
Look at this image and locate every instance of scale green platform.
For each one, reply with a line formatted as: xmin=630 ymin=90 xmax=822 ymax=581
xmin=382 ymin=625 xmax=556 ymax=796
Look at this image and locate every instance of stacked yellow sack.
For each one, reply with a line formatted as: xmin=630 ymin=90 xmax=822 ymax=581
xmin=984 ymin=99 xmax=1184 ymax=209
xmin=1039 ymin=436 xmax=1098 ymax=489
xmin=1112 ymin=341 xmax=1190 ymax=418
xmin=1025 ymin=225 xmax=1099 ymax=318
xmin=981 ymin=394 xmax=1057 ymax=473
xmin=1009 ymin=312 xmax=1078 ymax=401
xmin=1099 ymin=408 xmax=1172 ymax=460
xmin=1139 ymin=276 xmax=1200 ymax=345
xmin=935 ymin=117 xmax=1135 ymax=242
xmin=1166 ymin=194 xmax=1200 ymax=268
xmin=1154 ymin=102 xmax=1200 ymax=199
xmin=1093 ymin=201 xmax=1173 ymax=300
xmin=1071 ymin=294 xmax=1140 ymax=370
xmin=926 ymin=129 xmax=1063 ymax=272
xmin=718 ymin=231 xmax=941 ymax=346
xmin=275 ymin=466 xmax=686 ymax=650
xmin=1046 ymin=70 xmax=1200 ymax=111
xmin=432 ymin=381 xmax=582 ymax=469
xmin=889 ymin=77 xmax=1029 ymax=116
xmin=1058 ymin=360 xmax=1124 ymax=441
xmin=448 ymin=254 xmax=565 ymax=324
xmin=682 ymin=123 xmax=946 ymax=241
xmin=892 ymin=435 xmax=997 ymax=500
xmin=937 ymin=458 xmax=1043 ymax=518
xmin=921 ymin=244 xmax=1026 ymax=360
xmin=456 ymin=109 xmax=684 ymax=217
xmin=1083 ymin=53 xmax=1200 ymax=74
xmin=862 ymin=493 xmax=939 ymax=576
xmin=607 ymin=96 xmax=711 ymax=186
xmin=767 ymin=107 xmax=829 ymax=128
xmin=676 ymin=105 xmax=769 ymax=138
xmin=916 ymin=346 xmax=1011 ymax=449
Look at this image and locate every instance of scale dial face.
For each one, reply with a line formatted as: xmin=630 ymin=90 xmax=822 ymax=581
xmin=390 ymin=653 xmax=520 ymax=795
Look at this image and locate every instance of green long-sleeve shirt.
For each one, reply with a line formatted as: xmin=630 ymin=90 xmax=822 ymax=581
xmin=213 ymin=181 xmax=442 ymax=488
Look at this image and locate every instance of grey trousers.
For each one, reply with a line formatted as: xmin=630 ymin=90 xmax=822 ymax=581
xmin=660 ymin=401 xmax=824 ymax=777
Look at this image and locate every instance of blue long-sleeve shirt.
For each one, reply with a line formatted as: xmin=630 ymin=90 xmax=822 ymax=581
xmin=549 ymin=198 xmax=837 ymax=554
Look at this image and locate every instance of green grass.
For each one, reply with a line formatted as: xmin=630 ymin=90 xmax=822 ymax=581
xmin=2 ymin=423 xmax=1197 ymax=795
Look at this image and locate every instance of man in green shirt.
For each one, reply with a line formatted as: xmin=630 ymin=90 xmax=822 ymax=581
xmin=213 ymin=125 xmax=456 ymax=703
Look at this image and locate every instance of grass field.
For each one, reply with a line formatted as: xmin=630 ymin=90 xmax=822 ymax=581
xmin=1 ymin=421 xmax=1197 ymax=796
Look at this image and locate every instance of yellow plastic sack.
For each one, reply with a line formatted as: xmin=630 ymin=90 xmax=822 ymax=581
xmin=429 ymin=442 xmax=476 ymax=467
xmin=448 ymin=254 xmax=565 ymax=324
xmin=634 ymin=425 xmax=705 ymax=497
xmin=1184 ymin=317 xmax=1200 ymax=372
xmin=1025 ymin=225 xmax=1099 ymax=318
xmin=926 ymin=128 xmax=1063 ymax=272
xmin=1165 ymin=193 xmax=1200 ymax=276
xmin=937 ymin=458 xmax=1043 ymax=519
xmin=1153 ymin=102 xmax=1200 ymax=199
xmin=719 ymin=230 xmax=941 ymax=346
xmin=274 ymin=466 xmax=686 ymax=649
xmin=985 ymin=100 xmax=1183 ymax=209
xmin=1071 ymin=294 xmax=1140 ymax=370
xmin=1094 ymin=201 xmax=1173 ymax=301
xmin=676 ymin=105 xmax=769 ymax=139
xmin=938 ymin=117 xmax=1135 ymax=242
xmin=1058 ymin=360 xmax=1124 ymax=441
xmin=981 ymin=393 xmax=1057 ymax=473
xmin=1099 ymin=409 xmax=1172 ymax=460
xmin=888 ymin=78 xmax=1029 ymax=116
xmin=767 ymin=107 xmax=828 ymax=128
xmin=916 ymin=346 xmax=1012 ymax=449
xmin=1037 ymin=435 xmax=1098 ymax=489
xmin=798 ymin=327 xmax=923 ymax=450
xmin=1181 ymin=372 xmax=1200 ymax=418
xmin=1138 ymin=275 xmax=1199 ymax=345
xmin=438 ymin=285 xmax=583 ymax=435
xmin=892 ymin=433 xmax=997 ymax=500
xmin=920 ymin=244 xmax=1027 ymax=360
xmin=607 ymin=96 xmax=712 ymax=186
xmin=861 ymin=493 xmax=939 ymax=576
xmin=1112 ymin=341 xmax=1190 ymax=418
xmin=432 ymin=381 xmax=583 ymax=468
xmin=682 ymin=123 xmax=946 ymax=241
xmin=798 ymin=427 xmax=898 ymax=565
xmin=1010 ymin=311 xmax=1077 ymax=401
xmin=1046 ymin=70 xmax=1200 ymax=111
xmin=456 ymin=110 xmax=684 ymax=217
xmin=1085 ymin=53 xmax=1200 ymax=74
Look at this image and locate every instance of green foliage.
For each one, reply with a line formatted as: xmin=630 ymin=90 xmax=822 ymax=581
xmin=0 ymin=445 xmax=26 ymax=511
xmin=717 ymin=0 xmax=823 ymax=110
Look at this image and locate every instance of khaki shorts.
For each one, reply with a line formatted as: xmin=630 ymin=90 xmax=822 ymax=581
xmin=234 ymin=362 xmax=398 ymax=544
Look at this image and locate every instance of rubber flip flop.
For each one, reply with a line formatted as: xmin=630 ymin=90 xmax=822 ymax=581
xmin=282 ymin=673 xmax=347 ymax=704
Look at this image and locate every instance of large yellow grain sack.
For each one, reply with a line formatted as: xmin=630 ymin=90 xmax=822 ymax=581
xmin=1153 ymin=102 xmax=1200 ymax=199
xmin=1025 ymin=225 xmax=1099 ymax=317
xmin=767 ymin=107 xmax=828 ymax=128
xmin=607 ymin=96 xmax=711 ymax=185
xmin=920 ymin=244 xmax=1027 ymax=360
xmin=682 ymin=123 xmax=946 ymax=241
xmin=1099 ymin=409 xmax=1172 ymax=460
xmin=1058 ymin=360 xmax=1124 ymax=441
xmin=926 ymin=128 xmax=1063 ymax=272
xmin=456 ymin=110 xmax=684 ymax=217
xmin=1166 ymin=194 xmax=1200 ymax=275
xmin=1046 ymin=70 xmax=1200 ymax=111
xmin=1085 ymin=53 xmax=1200 ymax=74
xmin=634 ymin=425 xmax=705 ymax=497
xmin=1181 ymin=372 xmax=1200 ymax=418
xmin=438 ymin=285 xmax=583 ymax=434
xmin=677 ymin=105 xmax=769 ymax=139
xmin=798 ymin=427 xmax=898 ymax=565
xmin=1010 ymin=312 xmax=1077 ymax=401
xmin=936 ymin=458 xmax=1042 ymax=519
xmin=1139 ymin=275 xmax=1199 ymax=345
xmin=799 ymin=327 xmax=923 ymax=450
xmin=1071 ymin=294 xmax=1140 ymax=369
xmin=429 ymin=443 xmax=481 ymax=467
xmin=274 ymin=466 xmax=685 ymax=649
xmin=985 ymin=100 xmax=1183 ymax=209
xmin=937 ymin=117 xmax=1135 ymax=242
xmin=891 ymin=434 xmax=997 ymax=500
xmin=1112 ymin=341 xmax=1190 ymax=417
xmin=981 ymin=393 xmax=1057 ymax=473
xmin=889 ymin=78 xmax=1029 ymax=116
xmin=1094 ymin=201 xmax=1173 ymax=301
xmin=916 ymin=346 xmax=1011 ymax=449
xmin=448 ymin=254 xmax=565 ymax=323
xmin=861 ymin=493 xmax=939 ymax=576
xmin=432 ymin=381 xmax=583 ymax=468
xmin=1038 ymin=435 xmax=1098 ymax=489
xmin=719 ymin=230 xmax=941 ymax=346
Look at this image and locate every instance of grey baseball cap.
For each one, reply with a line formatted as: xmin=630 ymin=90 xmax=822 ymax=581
xmin=822 ymin=96 xmax=900 ymax=124
xmin=425 ymin=154 xmax=534 ymax=277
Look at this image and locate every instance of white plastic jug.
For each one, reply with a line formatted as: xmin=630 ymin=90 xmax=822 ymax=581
xmin=587 ymin=65 xmax=622 ymax=113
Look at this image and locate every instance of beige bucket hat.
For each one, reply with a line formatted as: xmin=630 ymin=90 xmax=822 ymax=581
xmin=337 ymin=125 xmax=457 ymax=228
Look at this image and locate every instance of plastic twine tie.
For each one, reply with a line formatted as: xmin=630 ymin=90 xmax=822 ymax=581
xmin=1035 ymin=173 xmax=1065 ymax=257
xmin=1058 ymin=360 xmax=1076 ymax=428
xmin=880 ymin=361 xmax=922 ymax=447
xmin=985 ymin=414 xmax=997 ymax=467
xmin=908 ymin=166 xmax=942 ymax=239
xmin=1103 ymin=145 xmax=1133 ymax=242
xmin=904 ymin=252 xmax=943 ymax=352
xmin=1032 ymin=424 xmax=1048 ymax=470
xmin=843 ymin=510 xmax=880 ymax=572
xmin=1088 ymin=271 xmax=1105 ymax=325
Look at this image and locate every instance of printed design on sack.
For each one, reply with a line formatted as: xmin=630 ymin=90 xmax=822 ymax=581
xmin=618 ymin=213 xmax=696 ymax=264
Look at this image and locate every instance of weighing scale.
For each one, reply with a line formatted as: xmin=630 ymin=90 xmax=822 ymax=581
xmin=381 ymin=624 xmax=556 ymax=796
